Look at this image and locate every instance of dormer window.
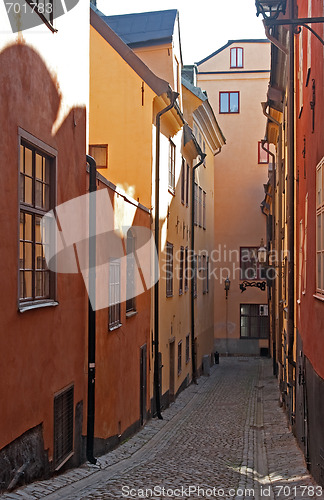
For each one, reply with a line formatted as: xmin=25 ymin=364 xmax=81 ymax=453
xmin=230 ymin=47 xmax=243 ymax=68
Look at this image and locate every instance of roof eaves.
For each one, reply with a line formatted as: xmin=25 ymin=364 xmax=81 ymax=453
xmin=90 ymin=6 xmax=170 ymax=97
xmin=181 ymin=76 xmax=207 ymax=102
xmin=127 ymin=36 xmax=172 ymax=48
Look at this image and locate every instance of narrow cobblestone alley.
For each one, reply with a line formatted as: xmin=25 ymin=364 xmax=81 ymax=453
xmin=1 ymin=358 xmax=322 ymax=500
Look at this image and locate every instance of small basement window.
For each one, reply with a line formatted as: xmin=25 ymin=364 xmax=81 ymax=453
xmin=54 ymin=385 xmax=74 ymax=469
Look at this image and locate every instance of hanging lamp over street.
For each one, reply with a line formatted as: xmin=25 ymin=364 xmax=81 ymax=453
xmin=255 ymin=0 xmax=287 ymax=20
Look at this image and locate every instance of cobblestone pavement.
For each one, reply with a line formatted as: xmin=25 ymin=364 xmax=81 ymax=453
xmin=1 ymin=358 xmax=322 ymax=500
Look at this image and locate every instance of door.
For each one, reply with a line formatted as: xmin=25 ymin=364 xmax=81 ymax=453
xmin=169 ymin=340 xmax=175 ymax=402
xmin=140 ymin=344 xmax=147 ymax=426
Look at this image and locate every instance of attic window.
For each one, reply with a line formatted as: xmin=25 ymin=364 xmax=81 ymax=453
xmin=230 ymin=48 xmax=243 ymax=68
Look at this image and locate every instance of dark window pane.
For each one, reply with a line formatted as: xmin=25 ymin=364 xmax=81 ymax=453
xmin=35 ymin=244 xmax=43 ymax=269
xmin=35 ymin=271 xmax=43 ymax=297
xmin=36 ymin=180 xmax=42 ymax=207
xmin=44 ymin=184 xmax=50 ymax=211
xmin=20 ymin=173 xmax=25 ymax=202
xmin=44 ymin=271 xmax=50 ymax=296
xmin=19 ymin=271 xmax=25 ymax=298
xmin=25 ymin=242 xmax=33 ymax=269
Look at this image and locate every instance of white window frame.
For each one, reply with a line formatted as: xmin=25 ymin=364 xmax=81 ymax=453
xmin=109 ymin=259 xmax=121 ymax=330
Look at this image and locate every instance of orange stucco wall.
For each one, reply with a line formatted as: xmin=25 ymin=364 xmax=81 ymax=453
xmin=94 ymin=182 xmax=151 ymax=441
xmin=0 ymin=44 xmax=87 ymax=461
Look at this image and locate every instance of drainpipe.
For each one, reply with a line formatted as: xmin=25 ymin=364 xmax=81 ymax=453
xmin=261 ymin=140 xmax=276 ymax=374
xmin=154 ymin=91 xmax=179 ymax=419
xmin=287 ymin=0 xmax=296 ymax=420
xmin=86 ymin=154 xmax=97 ymax=464
xmin=191 ymin=153 xmax=206 ymax=384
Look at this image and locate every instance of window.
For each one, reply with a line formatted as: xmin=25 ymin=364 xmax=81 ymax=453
xmin=186 ymin=334 xmax=190 ymax=363
xmin=316 ymin=158 xmax=324 ymax=294
xmin=186 ymin=163 xmax=190 ymax=206
xmin=19 ymin=137 xmax=55 ymax=306
xmin=194 ymin=182 xmax=198 ymax=226
xmin=89 ymin=144 xmax=108 ymax=169
xmin=126 ymin=230 xmax=136 ymax=313
xmin=179 ymin=246 xmax=184 ymax=295
xmin=199 ymin=187 xmax=203 ymax=227
xmin=181 ymin=157 xmax=185 ymax=204
xmin=258 ymin=141 xmax=269 ymax=164
xmin=166 ymin=242 xmax=173 ymax=297
xmin=203 ymin=191 xmax=206 ymax=229
xmin=168 ymin=140 xmax=176 ymax=192
xmin=184 ymin=247 xmax=189 ymax=292
xmin=109 ymin=260 xmax=121 ymax=329
xmin=54 ymin=385 xmax=74 ymax=470
xmin=219 ymin=92 xmax=239 ymax=114
xmin=240 ymin=247 xmax=265 ymax=280
xmin=203 ymin=255 xmax=209 ymax=294
xmin=230 ymin=47 xmax=243 ymax=68
xmin=178 ymin=341 xmax=182 ymax=374
xmin=240 ymin=304 xmax=269 ymax=339
xmin=193 ymin=254 xmax=197 ymax=298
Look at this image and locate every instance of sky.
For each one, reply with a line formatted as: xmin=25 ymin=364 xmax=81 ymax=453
xmin=96 ymin=0 xmax=266 ymax=65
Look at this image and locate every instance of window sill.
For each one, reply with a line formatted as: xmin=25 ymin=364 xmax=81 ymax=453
xmin=166 ymin=294 xmax=173 ymax=298
xmin=168 ymin=187 xmax=175 ymax=196
xmin=19 ymin=300 xmax=59 ymax=313
xmin=313 ymin=293 xmax=324 ymax=302
xmin=109 ymin=323 xmax=122 ymax=331
xmin=126 ymin=310 xmax=137 ymax=319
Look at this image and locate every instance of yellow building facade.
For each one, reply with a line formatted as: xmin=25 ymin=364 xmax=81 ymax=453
xmin=197 ymin=40 xmax=271 ymax=356
xmin=89 ymin=8 xmax=225 ymax=415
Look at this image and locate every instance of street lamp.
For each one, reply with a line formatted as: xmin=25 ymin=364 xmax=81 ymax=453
xmin=255 ymin=0 xmax=286 ymax=20
xmin=224 ymin=276 xmax=231 ymax=300
xmin=258 ymin=238 xmax=267 ymax=264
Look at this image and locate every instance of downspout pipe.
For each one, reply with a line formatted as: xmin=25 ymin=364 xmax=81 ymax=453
xmin=154 ymin=91 xmax=179 ymax=419
xmin=191 ymin=153 xmax=206 ymax=384
xmin=261 ymin=140 xmax=277 ymax=375
xmin=86 ymin=154 xmax=97 ymax=465
xmin=287 ymin=0 xmax=296 ymax=415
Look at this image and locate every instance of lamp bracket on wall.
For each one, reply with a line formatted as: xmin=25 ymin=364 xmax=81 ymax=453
xmin=239 ymin=281 xmax=266 ymax=293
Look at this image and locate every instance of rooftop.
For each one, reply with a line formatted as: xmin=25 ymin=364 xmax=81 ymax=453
xmin=101 ymin=9 xmax=178 ymax=48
